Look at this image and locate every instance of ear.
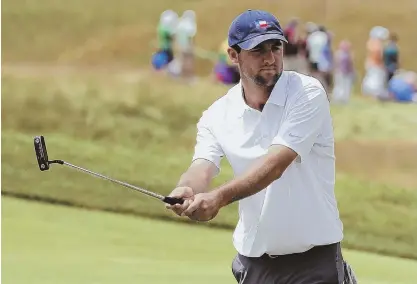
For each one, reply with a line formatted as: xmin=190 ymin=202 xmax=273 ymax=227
xmin=227 ymin=47 xmax=239 ymax=64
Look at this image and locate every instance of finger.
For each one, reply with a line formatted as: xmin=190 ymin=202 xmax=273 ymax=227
xmin=166 ymin=195 xmax=192 ymax=209
xmin=172 ymin=200 xmax=191 ymax=216
xmin=183 ymin=199 xmax=201 ymax=217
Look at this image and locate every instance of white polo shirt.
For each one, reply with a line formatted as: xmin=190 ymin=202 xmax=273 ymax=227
xmin=192 ymin=71 xmax=343 ymax=257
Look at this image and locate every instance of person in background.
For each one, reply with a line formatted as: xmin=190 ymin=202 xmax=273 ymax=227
xmin=362 ymin=26 xmax=389 ymax=100
xmin=332 ymin=40 xmax=355 ymax=104
xmin=306 ymin=24 xmax=328 ymax=84
xmin=318 ymin=28 xmax=334 ymax=94
xmin=214 ymin=38 xmax=240 ymax=85
xmin=175 ymin=10 xmax=197 ymax=82
xmin=152 ymin=10 xmax=178 ymax=70
xmin=388 ymin=70 xmax=417 ymax=103
xmin=297 ymin=22 xmax=317 ymax=75
xmin=383 ymin=33 xmax=400 ymax=83
xmin=283 ymin=18 xmax=300 ymax=72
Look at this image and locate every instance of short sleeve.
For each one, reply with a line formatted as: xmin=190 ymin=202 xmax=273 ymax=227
xmin=271 ymin=86 xmax=329 ymax=161
xmin=192 ymin=110 xmax=224 ymax=172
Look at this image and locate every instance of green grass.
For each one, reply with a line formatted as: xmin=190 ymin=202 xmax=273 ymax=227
xmin=2 ymin=196 xmax=417 ymax=284
xmin=2 ymin=74 xmax=417 ymax=143
xmin=1 ymin=74 xmax=417 ymax=259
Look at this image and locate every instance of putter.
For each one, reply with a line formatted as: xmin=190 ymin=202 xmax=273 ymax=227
xmin=33 ymin=136 xmax=184 ymax=205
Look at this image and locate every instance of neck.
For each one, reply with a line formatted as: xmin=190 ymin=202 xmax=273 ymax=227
xmin=241 ymin=80 xmax=274 ymax=111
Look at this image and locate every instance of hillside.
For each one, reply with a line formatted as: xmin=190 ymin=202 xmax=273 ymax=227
xmin=2 ymin=0 xmax=417 ymax=75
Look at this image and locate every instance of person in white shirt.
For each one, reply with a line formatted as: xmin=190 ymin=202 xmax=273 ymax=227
xmin=166 ymin=9 xmax=356 ymax=284
xmin=306 ymin=25 xmax=329 ymax=89
xmin=174 ymin=10 xmax=197 ymax=81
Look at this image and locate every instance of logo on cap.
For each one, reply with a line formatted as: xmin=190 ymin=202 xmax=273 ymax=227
xmin=256 ymin=20 xmax=269 ymax=29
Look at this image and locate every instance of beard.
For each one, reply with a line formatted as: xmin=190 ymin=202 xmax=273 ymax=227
xmin=237 ymin=59 xmax=283 ymax=91
xmin=254 ymin=72 xmax=281 ymax=88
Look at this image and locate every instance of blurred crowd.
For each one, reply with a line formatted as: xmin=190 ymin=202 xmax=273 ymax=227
xmin=151 ymin=10 xmax=417 ymax=104
xmin=151 ymin=9 xmax=197 ymax=83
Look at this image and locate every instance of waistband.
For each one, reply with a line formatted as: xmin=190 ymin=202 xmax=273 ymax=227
xmin=263 ymin=242 xmax=340 ymax=260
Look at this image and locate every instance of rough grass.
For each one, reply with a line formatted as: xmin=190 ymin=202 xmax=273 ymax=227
xmin=2 ymin=0 xmax=417 ymax=75
xmin=2 ymin=74 xmax=416 ymax=259
xmin=3 ymin=197 xmax=417 ymax=284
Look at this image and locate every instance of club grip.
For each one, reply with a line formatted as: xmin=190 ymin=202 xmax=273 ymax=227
xmin=162 ymin=196 xmax=184 ymax=205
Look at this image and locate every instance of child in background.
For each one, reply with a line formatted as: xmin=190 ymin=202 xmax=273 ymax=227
xmin=332 ymin=40 xmax=355 ymax=104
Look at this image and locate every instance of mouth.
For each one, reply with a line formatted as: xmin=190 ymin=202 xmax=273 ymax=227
xmin=260 ymin=67 xmax=277 ymax=71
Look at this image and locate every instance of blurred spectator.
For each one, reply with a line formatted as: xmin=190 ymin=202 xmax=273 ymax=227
xmin=295 ymin=22 xmax=317 ymax=75
xmin=214 ymin=38 xmax=240 ymax=85
xmin=388 ymin=70 xmax=417 ymax=103
xmin=174 ymin=10 xmax=197 ymax=82
xmin=362 ymin=26 xmax=390 ymax=100
xmin=383 ymin=32 xmax=400 ymax=83
xmin=306 ymin=25 xmax=330 ymax=91
xmin=318 ymin=27 xmax=334 ymax=93
xmin=332 ymin=40 xmax=355 ymax=104
xmin=152 ymin=10 xmax=178 ymax=70
xmin=283 ymin=18 xmax=301 ymax=71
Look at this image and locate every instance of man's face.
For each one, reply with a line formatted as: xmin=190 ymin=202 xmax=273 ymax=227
xmin=229 ymin=39 xmax=284 ymax=88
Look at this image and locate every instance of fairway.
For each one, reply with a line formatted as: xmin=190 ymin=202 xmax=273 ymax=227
xmin=2 ymin=197 xmax=417 ymax=284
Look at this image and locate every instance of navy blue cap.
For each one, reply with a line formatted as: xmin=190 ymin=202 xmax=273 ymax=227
xmin=228 ymin=10 xmax=287 ymax=50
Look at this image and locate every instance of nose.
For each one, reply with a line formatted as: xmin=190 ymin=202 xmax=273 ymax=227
xmin=263 ymin=49 xmax=276 ymax=65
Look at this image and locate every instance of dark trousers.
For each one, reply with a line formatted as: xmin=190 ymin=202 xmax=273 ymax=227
xmin=232 ymin=243 xmax=344 ymax=284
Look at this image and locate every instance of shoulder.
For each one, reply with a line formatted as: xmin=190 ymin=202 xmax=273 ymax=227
xmin=283 ymin=71 xmax=328 ymax=110
xmin=286 ymin=71 xmax=326 ymax=96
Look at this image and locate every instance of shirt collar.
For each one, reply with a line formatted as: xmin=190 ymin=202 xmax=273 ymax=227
xmin=267 ymin=71 xmax=289 ymax=106
xmin=230 ymin=71 xmax=289 ymax=118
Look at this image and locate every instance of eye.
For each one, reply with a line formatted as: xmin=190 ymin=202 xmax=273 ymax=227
xmin=272 ymin=44 xmax=282 ymax=51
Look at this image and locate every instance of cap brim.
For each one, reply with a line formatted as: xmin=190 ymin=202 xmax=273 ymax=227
xmin=238 ymin=34 xmax=288 ymax=50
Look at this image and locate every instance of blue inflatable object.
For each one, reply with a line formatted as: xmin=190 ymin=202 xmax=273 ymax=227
xmin=151 ymin=51 xmax=169 ymax=70
xmin=388 ymin=78 xmax=414 ymax=102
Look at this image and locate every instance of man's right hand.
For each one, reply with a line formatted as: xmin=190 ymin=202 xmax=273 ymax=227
xmin=165 ymin=186 xmax=195 ymax=216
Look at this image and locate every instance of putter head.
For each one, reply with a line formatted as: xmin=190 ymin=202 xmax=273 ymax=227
xmin=34 ymin=136 xmax=50 ymax=171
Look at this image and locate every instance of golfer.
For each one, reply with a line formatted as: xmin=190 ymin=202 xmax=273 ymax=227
xmin=167 ymin=9 xmax=356 ymax=284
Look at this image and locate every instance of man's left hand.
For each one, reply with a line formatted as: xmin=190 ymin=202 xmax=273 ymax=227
xmin=182 ymin=191 xmax=223 ymax=222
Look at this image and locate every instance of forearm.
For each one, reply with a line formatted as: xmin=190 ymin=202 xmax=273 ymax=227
xmin=215 ymin=154 xmax=283 ymax=206
xmin=176 ymin=166 xmax=213 ymax=194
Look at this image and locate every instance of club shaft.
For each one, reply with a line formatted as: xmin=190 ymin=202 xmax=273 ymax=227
xmin=61 ymin=161 xmax=165 ymax=201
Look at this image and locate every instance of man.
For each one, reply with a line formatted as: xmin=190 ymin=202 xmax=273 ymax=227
xmin=167 ymin=9 xmax=356 ymax=284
